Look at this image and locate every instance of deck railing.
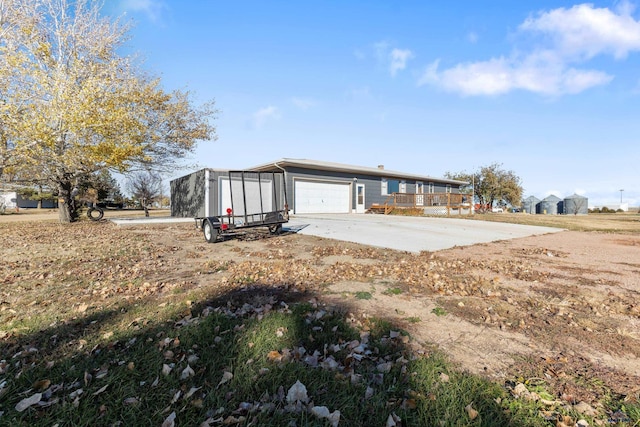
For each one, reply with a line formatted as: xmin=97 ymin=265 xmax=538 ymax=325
xmin=370 ymin=193 xmax=473 ymax=216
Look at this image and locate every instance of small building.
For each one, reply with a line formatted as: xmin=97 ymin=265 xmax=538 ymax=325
xmin=563 ymin=194 xmax=588 ymax=215
xmin=0 ymin=192 xmax=18 ymax=209
xmin=522 ymin=196 xmax=540 ymax=214
xmin=170 ymin=158 xmax=468 ymax=217
xmin=540 ymin=194 xmax=562 ymax=215
xmin=170 ymin=170 xmax=287 ymax=218
xmin=0 ymin=191 xmax=58 ymax=209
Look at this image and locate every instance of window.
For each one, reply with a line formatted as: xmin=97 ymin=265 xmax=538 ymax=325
xmin=382 ymin=178 xmax=399 ymax=195
xmin=399 ymin=180 xmax=406 ymax=193
xmin=388 ymin=179 xmax=399 ymax=194
xmin=446 ymin=184 xmax=452 ymax=194
xmin=428 ymin=182 xmax=435 ymax=194
xmin=416 ymin=182 xmax=423 ymax=194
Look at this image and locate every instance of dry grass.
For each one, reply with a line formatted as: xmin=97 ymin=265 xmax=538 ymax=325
xmin=461 ymin=212 xmax=640 ymax=233
xmin=1 ymin=213 xmax=639 ymax=425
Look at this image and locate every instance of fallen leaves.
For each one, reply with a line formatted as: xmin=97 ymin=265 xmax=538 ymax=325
xmin=15 ymin=393 xmax=42 ymax=412
xmin=465 ymin=403 xmax=478 ymax=420
xmin=2 ymin=221 xmax=638 ymax=426
xmin=311 ymin=405 xmax=341 ymax=427
xmin=217 ymin=371 xmax=233 ymax=388
xmin=180 ymin=364 xmax=195 ymax=380
xmin=286 ymin=380 xmax=308 ymax=404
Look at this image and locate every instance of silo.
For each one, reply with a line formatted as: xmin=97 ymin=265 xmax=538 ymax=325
xmin=563 ymin=194 xmax=588 ymax=215
xmin=522 ymin=196 xmax=540 ymax=214
xmin=540 ymin=195 xmax=561 ymax=215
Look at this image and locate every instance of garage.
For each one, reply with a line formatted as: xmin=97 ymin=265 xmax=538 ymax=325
xmin=294 ymin=180 xmax=351 ymax=214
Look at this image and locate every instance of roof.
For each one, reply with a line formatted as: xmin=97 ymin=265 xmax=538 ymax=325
xmin=564 ymin=193 xmax=588 ymax=199
xmin=248 ymin=158 xmax=468 ymax=185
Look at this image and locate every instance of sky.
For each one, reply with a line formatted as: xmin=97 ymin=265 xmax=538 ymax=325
xmin=104 ymin=0 xmax=640 ymax=207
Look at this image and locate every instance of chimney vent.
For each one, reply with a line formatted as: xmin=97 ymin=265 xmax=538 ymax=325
xmin=377 ymin=165 xmax=384 ymax=170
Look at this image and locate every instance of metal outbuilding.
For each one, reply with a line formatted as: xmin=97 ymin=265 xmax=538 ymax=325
xmin=563 ymin=194 xmax=588 ymax=215
xmin=539 ymin=194 xmax=562 ymax=215
xmin=522 ymin=196 xmax=540 ymax=214
xmin=170 ymin=169 xmax=287 ymax=218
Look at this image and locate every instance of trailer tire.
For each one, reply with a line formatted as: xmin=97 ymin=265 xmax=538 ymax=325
xmin=87 ymin=207 xmax=104 ymax=221
xmin=269 ymin=224 xmax=282 ymax=235
xmin=203 ymin=219 xmax=219 ymax=243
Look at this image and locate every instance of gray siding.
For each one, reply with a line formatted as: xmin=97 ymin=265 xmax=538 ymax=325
xmin=283 ymin=166 xmax=462 ymax=212
xmin=170 ymin=170 xmax=206 ymax=217
xmin=171 ymin=169 xmax=287 ymax=217
xmin=171 ymin=165 xmax=465 ymax=217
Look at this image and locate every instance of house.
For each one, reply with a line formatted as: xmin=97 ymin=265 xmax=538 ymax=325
xmin=0 ymin=191 xmax=58 ymax=210
xmin=170 ymin=158 xmax=468 ymax=217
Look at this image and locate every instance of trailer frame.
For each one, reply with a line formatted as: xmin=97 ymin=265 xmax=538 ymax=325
xmin=194 ymin=170 xmax=289 ymax=242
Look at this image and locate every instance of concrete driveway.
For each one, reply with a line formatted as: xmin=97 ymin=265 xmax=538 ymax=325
xmin=286 ymin=214 xmax=563 ymax=253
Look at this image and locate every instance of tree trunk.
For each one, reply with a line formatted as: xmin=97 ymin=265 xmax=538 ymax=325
xmin=58 ymin=180 xmax=78 ymax=223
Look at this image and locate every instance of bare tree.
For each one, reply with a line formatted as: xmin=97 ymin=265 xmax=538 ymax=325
xmin=569 ymin=197 xmax=586 ymax=215
xmin=127 ymin=172 xmax=163 ymax=217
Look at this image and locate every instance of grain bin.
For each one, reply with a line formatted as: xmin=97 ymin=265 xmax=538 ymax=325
xmin=522 ymin=196 xmax=540 ymax=214
xmin=540 ymin=194 xmax=561 ymax=215
xmin=563 ymin=194 xmax=588 ymax=215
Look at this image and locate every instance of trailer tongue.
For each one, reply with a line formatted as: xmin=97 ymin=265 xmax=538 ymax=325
xmin=195 ymin=170 xmax=289 ymax=243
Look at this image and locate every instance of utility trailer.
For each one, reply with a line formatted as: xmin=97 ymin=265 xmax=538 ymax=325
xmin=195 ymin=171 xmax=289 ymax=243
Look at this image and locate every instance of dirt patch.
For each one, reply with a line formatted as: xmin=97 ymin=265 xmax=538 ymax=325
xmin=1 ymin=219 xmax=639 ymax=406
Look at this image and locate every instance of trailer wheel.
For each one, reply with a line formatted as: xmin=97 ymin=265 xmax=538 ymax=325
xmin=203 ymin=219 xmax=219 ymax=243
xmin=269 ymin=224 xmax=282 ymax=235
xmin=87 ymin=207 xmax=104 ymax=221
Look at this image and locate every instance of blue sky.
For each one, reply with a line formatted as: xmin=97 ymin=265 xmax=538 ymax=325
xmin=106 ymin=0 xmax=639 ymax=207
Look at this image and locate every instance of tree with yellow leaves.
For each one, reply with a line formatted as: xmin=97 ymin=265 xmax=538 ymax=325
xmin=0 ymin=0 xmax=217 ymax=222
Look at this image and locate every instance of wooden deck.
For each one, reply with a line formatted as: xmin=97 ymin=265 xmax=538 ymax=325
xmin=368 ymin=192 xmax=473 ymax=216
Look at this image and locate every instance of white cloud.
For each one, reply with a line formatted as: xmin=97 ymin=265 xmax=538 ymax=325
xmin=420 ymin=3 xmax=639 ymax=96
xmin=418 ymin=57 xmax=612 ymax=96
xmin=373 ymin=41 xmax=414 ymax=76
xmin=390 ymin=48 xmax=414 ymax=76
xmin=119 ymin=0 xmax=167 ymax=23
xmin=252 ymin=106 xmax=281 ymax=129
xmin=291 ymin=97 xmax=316 ymax=110
xmin=519 ymin=2 xmax=640 ymax=60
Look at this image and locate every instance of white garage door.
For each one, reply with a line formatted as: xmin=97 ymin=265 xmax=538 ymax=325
xmin=294 ymin=180 xmax=351 ymax=214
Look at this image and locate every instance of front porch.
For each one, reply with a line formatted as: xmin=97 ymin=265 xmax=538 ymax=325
xmin=368 ymin=192 xmax=473 ymax=216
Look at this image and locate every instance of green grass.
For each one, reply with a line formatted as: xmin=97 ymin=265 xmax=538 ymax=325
xmin=432 ymin=307 xmax=448 ymax=317
xmin=354 ymin=291 xmax=373 ymax=300
xmin=4 ymin=297 xmax=608 ymax=427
